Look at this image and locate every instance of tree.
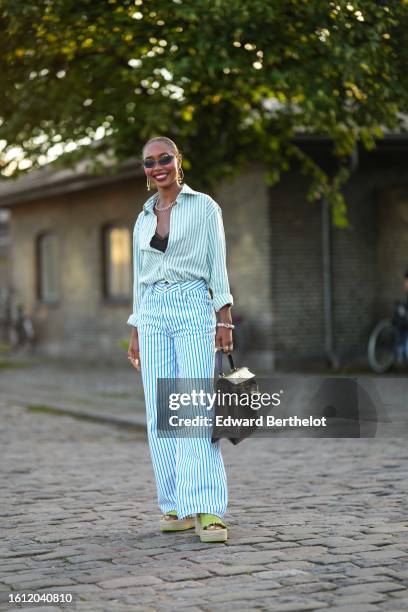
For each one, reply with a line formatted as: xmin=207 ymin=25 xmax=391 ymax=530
xmin=1 ymin=0 xmax=407 ymax=225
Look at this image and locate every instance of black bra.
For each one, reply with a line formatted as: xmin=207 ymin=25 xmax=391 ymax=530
xmin=150 ymin=231 xmax=169 ymax=252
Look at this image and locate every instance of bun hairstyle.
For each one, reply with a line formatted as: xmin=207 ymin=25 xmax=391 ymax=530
xmin=142 ymin=136 xmax=182 ymax=163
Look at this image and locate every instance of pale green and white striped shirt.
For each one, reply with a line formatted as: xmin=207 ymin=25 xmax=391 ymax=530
xmin=127 ymin=182 xmax=234 ymax=328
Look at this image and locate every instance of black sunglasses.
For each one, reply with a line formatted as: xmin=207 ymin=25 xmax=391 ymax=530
xmin=143 ymin=153 xmax=174 ymax=169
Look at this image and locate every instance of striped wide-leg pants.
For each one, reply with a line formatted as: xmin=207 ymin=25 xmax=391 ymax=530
xmin=137 ymin=278 xmax=228 ymax=520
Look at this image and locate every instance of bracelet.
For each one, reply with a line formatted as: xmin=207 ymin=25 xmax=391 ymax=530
xmin=216 ymin=322 xmax=235 ymax=329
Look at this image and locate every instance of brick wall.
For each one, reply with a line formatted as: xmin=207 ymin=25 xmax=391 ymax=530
xmin=331 ymin=171 xmax=377 ymax=362
xmin=214 ymin=164 xmax=273 ymax=369
xmin=268 ymin=171 xmax=324 ymax=367
xmin=268 ymin=155 xmax=408 ymax=368
xmin=375 ymin=183 xmax=408 ymax=318
xmin=332 ymin=161 xmax=408 ymax=364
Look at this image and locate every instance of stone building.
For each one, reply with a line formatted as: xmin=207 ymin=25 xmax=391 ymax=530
xmin=0 ymin=208 xmax=10 ymax=288
xmin=0 ymin=208 xmax=11 ymax=345
xmin=0 ymin=136 xmax=407 ymax=369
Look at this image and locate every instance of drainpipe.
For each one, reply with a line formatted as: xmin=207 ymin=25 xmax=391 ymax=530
xmin=321 ymin=145 xmax=359 ymax=370
xmin=321 ymin=196 xmax=340 ymax=370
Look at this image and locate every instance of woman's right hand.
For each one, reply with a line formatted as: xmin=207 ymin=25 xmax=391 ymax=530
xmin=128 ymin=328 xmax=141 ymax=372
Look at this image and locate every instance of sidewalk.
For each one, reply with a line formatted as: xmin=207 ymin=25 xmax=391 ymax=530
xmin=0 ymin=353 xmax=147 ymax=428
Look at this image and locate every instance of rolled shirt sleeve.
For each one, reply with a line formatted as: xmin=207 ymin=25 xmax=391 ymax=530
xmin=207 ymin=204 xmax=234 ymax=312
xmin=127 ymin=215 xmax=147 ymax=328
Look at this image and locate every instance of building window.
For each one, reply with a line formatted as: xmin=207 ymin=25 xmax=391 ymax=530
xmin=102 ymin=225 xmax=132 ymax=300
xmin=0 ymin=208 xmax=10 ymax=248
xmin=37 ymin=232 xmax=59 ymax=302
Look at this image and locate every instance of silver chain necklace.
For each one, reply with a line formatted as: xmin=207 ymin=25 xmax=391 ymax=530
xmin=154 ymin=188 xmax=182 ymax=212
xmin=154 ymin=195 xmax=177 ymax=212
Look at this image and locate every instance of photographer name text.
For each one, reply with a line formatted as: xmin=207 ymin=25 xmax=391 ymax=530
xmin=168 ymin=415 xmax=327 ymax=428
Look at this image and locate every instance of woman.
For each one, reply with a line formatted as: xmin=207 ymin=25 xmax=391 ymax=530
xmin=127 ymin=136 xmax=234 ymax=543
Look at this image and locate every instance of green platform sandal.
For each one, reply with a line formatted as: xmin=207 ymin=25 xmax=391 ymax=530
xmin=159 ymin=510 xmax=195 ymax=532
xmin=195 ymin=513 xmax=228 ymax=542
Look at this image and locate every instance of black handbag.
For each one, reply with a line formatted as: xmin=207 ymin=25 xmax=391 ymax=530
xmin=211 ymin=350 xmax=260 ymax=445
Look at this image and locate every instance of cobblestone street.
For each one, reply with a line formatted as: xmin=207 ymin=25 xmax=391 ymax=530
xmin=1 ymin=386 xmax=408 ymax=611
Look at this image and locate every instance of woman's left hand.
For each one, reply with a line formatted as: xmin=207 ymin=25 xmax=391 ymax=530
xmin=215 ymin=326 xmax=234 ymax=353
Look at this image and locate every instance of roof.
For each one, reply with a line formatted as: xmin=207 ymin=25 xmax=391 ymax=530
xmin=0 ymin=156 xmax=144 ymax=208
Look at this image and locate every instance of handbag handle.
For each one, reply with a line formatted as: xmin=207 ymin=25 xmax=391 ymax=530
xmin=217 ymin=349 xmax=235 ymax=376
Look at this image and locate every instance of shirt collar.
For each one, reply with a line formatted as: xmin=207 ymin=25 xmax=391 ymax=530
xmin=143 ymin=182 xmax=197 ymax=215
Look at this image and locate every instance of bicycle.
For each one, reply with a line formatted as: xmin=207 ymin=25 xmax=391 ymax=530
xmin=10 ymin=304 xmax=36 ymax=351
xmin=367 ymin=300 xmax=408 ymax=373
xmin=0 ymin=288 xmax=36 ymax=352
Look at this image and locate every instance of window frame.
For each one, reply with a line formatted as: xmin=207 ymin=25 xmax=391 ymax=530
xmin=36 ymin=230 xmax=60 ymax=305
xmin=101 ymin=221 xmax=133 ymax=305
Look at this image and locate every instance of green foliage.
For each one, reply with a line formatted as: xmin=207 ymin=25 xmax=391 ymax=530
xmin=0 ymin=0 xmax=407 ymax=226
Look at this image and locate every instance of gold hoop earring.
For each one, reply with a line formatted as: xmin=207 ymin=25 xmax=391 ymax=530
xmin=146 ymin=176 xmax=151 ymax=191
xmin=177 ymin=167 xmax=184 ymax=185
